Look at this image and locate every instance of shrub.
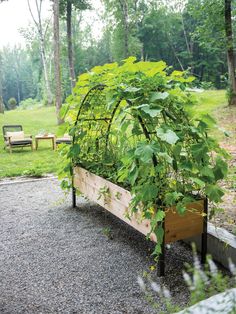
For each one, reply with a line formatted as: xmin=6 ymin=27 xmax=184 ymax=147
xmin=19 ymin=98 xmax=41 ymax=110
xmin=8 ymin=97 xmax=17 ymax=110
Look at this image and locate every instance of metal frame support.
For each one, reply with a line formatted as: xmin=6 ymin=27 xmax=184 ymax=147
xmin=158 ymin=220 xmax=165 ymax=276
xmin=72 ymin=186 xmax=76 ymax=208
xmin=201 ymin=198 xmax=208 ymax=264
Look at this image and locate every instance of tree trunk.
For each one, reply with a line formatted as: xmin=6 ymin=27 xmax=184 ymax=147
xmin=67 ymin=0 xmax=76 ymax=92
xmin=16 ymin=73 xmax=21 ymax=105
xmin=40 ymin=37 xmax=53 ymax=105
xmin=53 ymin=0 xmax=64 ymax=125
xmin=118 ymin=0 xmax=129 ymax=58
xmin=0 ymin=54 xmax=4 ymax=113
xmin=27 ymin=0 xmax=53 ymax=106
xmin=225 ymin=0 xmax=236 ymax=105
xmin=181 ymin=14 xmax=195 ymax=73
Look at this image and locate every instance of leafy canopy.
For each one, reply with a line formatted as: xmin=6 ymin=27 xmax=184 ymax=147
xmin=60 ymin=57 xmax=228 ymax=255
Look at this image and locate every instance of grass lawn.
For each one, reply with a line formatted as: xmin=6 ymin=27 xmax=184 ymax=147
xmin=190 ymin=89 xmax=227 ymax=117
xmin=0 ymin=107 xmax=63 ymax=178
xmin=0 ymin=90 xmax=231 ymax=178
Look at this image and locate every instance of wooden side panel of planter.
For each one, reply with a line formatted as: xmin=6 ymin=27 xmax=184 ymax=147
xmin=74 ymin=167 xmax=204 ymax=244
xmin=74 ymin=166 xmax=157 ymax=242
xmin=165 ymin=201 xmax=204 ymax=243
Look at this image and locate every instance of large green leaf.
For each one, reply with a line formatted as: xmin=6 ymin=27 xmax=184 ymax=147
xmin=124 ymin=86 xmax=141 ymax=93
xmin=191 ymin=143 xmax=208 ymax=161
xmin=156 ymin=128 xmax=179 ymax=144
xmin=150 ymin=91 xmax=169 ymax=101
xmin=135 ymin=142 xmax=159 ymax=163
xmin=165 ymin=191 xmax=183 ymax=206
xmin=129 ymin=162 xmax=139 ymax=185
xmin=213 ymin=157 xmax=228 ymax=181
xmin=138 ymin=104 xmax=162 ymax=117
xmin=67 ymin=143 xmax=80 ymax=158
xmin=157 ymin=152 xmax=173 ymax=164
xmin=141 ymin=183 xmax=159 ymax=201
xmin=205 ymin=184 xmax=224 ymax=203
xmin=190 ymin=177 xmax=205 ymax=188
xmin=200 ymin=166 xmax=215 ymax=182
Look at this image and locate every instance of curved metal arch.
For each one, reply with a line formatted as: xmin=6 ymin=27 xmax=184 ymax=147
xmin=73 ymin=84 xmax=162 ymax=168
xmin=72 ymin=84 xmax=106 ymax=146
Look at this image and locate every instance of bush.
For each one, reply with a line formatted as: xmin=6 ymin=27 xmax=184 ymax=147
xmin=8 ymin=97 xmax=17 ymax=110
xmin=19 ymin=98 xmax=41 ymax=110
xmin=200 ymin=81 xmax=215 ymax=90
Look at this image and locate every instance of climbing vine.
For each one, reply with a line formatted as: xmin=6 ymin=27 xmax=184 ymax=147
xmin=60 ymin=57 xmax=228 ymax=255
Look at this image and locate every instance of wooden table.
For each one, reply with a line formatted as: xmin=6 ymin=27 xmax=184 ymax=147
xmin=35 ymin=134 xmax=56 ymax=150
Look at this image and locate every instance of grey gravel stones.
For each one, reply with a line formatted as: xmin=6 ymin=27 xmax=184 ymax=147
xmin=0 ymin=178 xmax=191 ymax=313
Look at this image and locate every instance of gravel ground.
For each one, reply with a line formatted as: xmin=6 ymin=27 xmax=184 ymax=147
xmin=0 ymin=178 xmax=193 ymax=314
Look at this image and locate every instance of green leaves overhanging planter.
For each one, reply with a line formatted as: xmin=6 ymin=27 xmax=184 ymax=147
xmin=59 ymin=57 xmax=228 ymax=256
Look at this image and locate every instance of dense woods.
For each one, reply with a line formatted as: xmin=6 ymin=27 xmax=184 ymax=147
xmin=0 ymin=0 xmax=235 ymax=114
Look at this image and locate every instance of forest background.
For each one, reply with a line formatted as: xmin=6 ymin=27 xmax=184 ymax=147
xmin=0 ymin=0 xmax=233 ymax=120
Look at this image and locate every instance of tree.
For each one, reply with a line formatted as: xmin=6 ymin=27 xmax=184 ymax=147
xmin=103 ymin=0 xmax=146 ymax=61
xmin=59 ymin=0 xmax=90 ymax=92
xmin=225 ymin=0 xmax=236 ymax=105
xmin=189 ymin=0 xmax=236 ymax=104
xmin=0 ymin=53 xmax=4 ymax=113
xmin=53 ymin=0 xmax=64 ymax=124
xmin=27 ymin=0 xmax=53 ymax=105
xmin=0 ymin=46 xmax=38 ymax=105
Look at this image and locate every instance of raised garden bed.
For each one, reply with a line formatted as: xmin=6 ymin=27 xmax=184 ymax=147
xmin=73 ymin=166 xmax=207 ymax=275
xmin=60 ymin=58 xmax=227 ymax=276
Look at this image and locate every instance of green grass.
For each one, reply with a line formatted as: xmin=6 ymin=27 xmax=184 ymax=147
xmin=0 ymin=91 xmax=230 ymax=178
xmin=190 ymin=89 xmax=227 ymax=117
xmin=188 ymin=90 xmax=231 ymax=142
xmin=0 ymin=107 xmax=63 ymax=178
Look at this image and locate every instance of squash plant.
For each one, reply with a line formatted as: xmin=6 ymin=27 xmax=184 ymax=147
xmin=60 ymin=57 xmax=228 ymax=255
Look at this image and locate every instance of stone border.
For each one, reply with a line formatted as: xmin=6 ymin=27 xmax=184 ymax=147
xmin=176 ymin=288 xmax=236 ymax=313
xmin=185 ymin=222 xmax=236 ymax=269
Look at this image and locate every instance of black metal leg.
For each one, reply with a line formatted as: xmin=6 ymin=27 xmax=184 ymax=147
xmin=72 ymin=186 xmax=76 ymax=208
xmin=158 ymin=245 xmax=165 ymax=276
xmin=201 ymin=198 xmax=208 ymax=264
xmin=158 ymin=221 xmax=165 ymax=276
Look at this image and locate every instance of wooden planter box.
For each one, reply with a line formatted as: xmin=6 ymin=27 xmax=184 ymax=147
xmin=73 ymin=166 xmax=207 ymax=275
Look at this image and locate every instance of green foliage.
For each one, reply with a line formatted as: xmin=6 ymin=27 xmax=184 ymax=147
xmin=102 ymin=226 xmax=113 ymax=240
xmin=188 ymin=0 xmax=225 ymax=50
xmin=1 ymin=47 xmax=38 ymax=106
xmin=1 ymin=0 xmax=230 ymax=108
xmin=19 ymin=98 xmax=41 ymax=110
xmin=59 ymin=0 xmax=90 ymax=17
xmin=61 ymin=57 xmax=228 ymax=256
xmin=7 ymin=97 xmax=17 ymax=110
xmin=21 ymin=168 xmax=44 ymax=178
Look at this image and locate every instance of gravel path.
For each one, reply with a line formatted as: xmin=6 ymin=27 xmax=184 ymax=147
xmin=0 ymin=178 xmax=192 ymax=313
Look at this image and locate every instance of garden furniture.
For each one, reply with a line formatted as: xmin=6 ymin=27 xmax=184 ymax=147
xmin=55 ymin=134 xmax=72 ymax=147
xmin=2 ymin=125 xmax=33 ymax=153
xmin=35 ymin=133 xmax=56 ymax=150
